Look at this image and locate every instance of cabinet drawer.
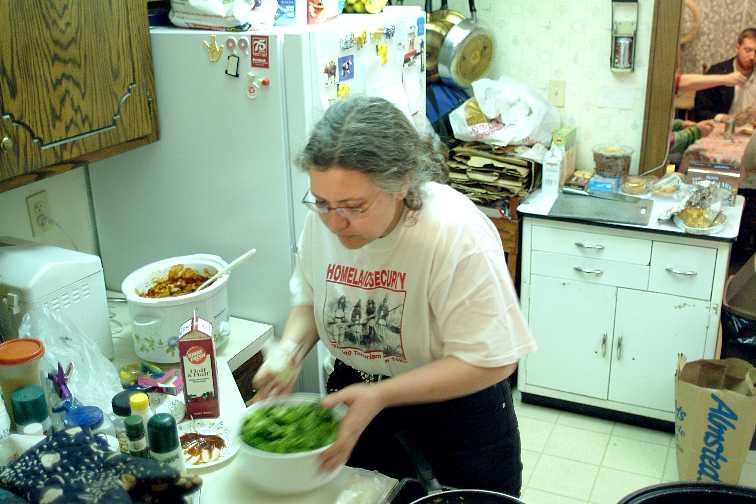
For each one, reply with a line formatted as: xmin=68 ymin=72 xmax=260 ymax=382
xmin=532 ymin=225 xmax=651 ymax=264
xmin=531 ymin=251 xmax=649 ymax=290
xmin=649 ymin=242 xmax=716 ymax=301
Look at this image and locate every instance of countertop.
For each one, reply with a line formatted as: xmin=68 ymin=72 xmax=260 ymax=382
xmin=518 ymin=189 xmax=746 ymax=241
xmin=107 ymin=298 xmax=397 ymax=503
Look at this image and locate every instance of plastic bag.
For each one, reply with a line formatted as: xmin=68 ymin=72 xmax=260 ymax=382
xmin=18 ymin=305 xmax=121 ymax=416
xmin=168 ymin=0 xmax=262 ymax=31
xmin=450 ymin=76 xmax=560 ymax=147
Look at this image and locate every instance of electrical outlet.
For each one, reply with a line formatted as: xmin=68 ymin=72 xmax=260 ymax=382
xmin=548 ymin=80 xmax=566 ymax=108
xmin=26 ymin=190 xmax=52 ymax=236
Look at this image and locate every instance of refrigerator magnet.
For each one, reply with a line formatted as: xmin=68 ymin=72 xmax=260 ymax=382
xmin=323 ymin=60 xmax=337 ymax=87
xmin=340 ymin=33 xmax=355 ymax=51
xmin=246 ymin=73 xmax=260 ymax=99
xmin=376 ymin=43 xmax=389 ymax=66
xmin=251 ymin=35 xmax=270 ymax=68
xmin=355 ymin=31 xmax=368 ymax=50
xmin=337 ymin=83 xmax=351 ymax=99
xmin=203 ymin=34 xmax=224 ymax=63
xmin=338 ymin=55 xmax=354 ymax=82
xmin=384 ymin=24 xmax=396 ymax=40
xmin=226 ymin=37 xmax=237 ymax=53
xmin=237 ymin=37 xmax=249 ymax=55
xmin=225 ymin=54 xmax=240 ymax=78
xmin=416 ymin=17 xmax=425 ymax=36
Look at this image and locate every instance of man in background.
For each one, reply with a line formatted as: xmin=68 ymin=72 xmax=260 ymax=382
xmin=694 ymin=27 xmax=756 ymax=121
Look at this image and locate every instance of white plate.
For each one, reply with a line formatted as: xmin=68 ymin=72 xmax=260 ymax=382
xmin=176 ymin=418 xmax=238 ymax=470
xmin=673 ymin=212 xmax=727 ymax=235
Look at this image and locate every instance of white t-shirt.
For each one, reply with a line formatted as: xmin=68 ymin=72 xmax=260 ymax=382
xmin=729 ymin=60 xmax=756 ymax=115
xmin=290 ymin=182 xmax=536 ymax=376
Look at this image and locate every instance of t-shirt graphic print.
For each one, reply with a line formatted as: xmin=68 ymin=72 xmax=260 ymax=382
xmin=323 ymin=263 xmax=407 ymax=363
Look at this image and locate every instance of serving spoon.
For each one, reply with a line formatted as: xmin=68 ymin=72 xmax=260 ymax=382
xmin=196 ymin=248 xmax=257 ymax=292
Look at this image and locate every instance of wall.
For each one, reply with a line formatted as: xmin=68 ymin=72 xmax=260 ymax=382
xmin=417 ymin=0 xmax=655 ymax=173
xmin=0 ymin=167 xmax=98 ymax=254
xmin=680 ymin=0 xmax=756 ymax=74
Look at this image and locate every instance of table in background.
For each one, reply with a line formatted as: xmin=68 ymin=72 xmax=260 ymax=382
xmin=680 ymin=123 xmax=755 ymax=190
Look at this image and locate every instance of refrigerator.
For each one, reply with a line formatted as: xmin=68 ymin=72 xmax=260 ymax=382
xmin=89 ymin=7 xmax=427 ymax=393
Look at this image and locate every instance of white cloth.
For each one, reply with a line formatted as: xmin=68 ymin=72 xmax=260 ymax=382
xmin=290 ymin=182 xmax=536 ymax=376
xmin=729 ymin=61 xmax=756 ymax=116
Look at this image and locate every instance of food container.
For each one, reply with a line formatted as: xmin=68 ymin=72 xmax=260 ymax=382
xmin=651 ymin=173 xmax=688 ymax=199
xmin=621 ymin=175 xmax=656 ymax=196
xmin=673 ymin=207 xmax=727 ymax=235
xmin=593 ymin=144 xmax=633 ymax=177
xmin=121 ymin=254 xmax=230 ymax=364
xmin=0 ymin=338 xmax=44 ymax=426
xmin=236 ymin=393 xmax=346 ymax=494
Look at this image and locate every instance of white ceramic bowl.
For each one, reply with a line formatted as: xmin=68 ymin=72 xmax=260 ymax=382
xmin=121 ymin=254 xmax=230 ymax=363
xmin=236 ymin=393 xmax=346 ymax=495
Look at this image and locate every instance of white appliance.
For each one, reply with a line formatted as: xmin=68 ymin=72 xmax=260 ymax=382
xmin=0 ymin=237 xmax=113 ymax=358
xmin=89 ymin=7 xmax=426 ymax=392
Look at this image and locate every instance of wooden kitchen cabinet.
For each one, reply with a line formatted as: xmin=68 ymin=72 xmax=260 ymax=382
xmin=0 ymin=0 xmax=158 ymax=192
xmin=519 ymin=216 xmax=732 ymax=422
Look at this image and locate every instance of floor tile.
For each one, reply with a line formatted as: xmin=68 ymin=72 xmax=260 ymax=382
xmin=543 ymin=425 xmax=610 ymax=465
xmin=662 ymin=446 xmax=679 ymax=482
xmin=522 ymin=449 xmax=540 ymax=487
xmin=740 ymin=464 xmax=756 ymax=488
xmin=519 ymin=417 xmax=556 ymax=452
xmin=517 ymin=402 xmax=560 ymax=423
xmin=611 ymin=423 xmax=673 ymax=447
xmin=603 ymin=437 xmax=668 ymax=478
xmin=529 ymin=454 xmax=599 ymax=500
xmin=589 ymin=467 xmax=660 ymax=504
xmin=521 ymin=487 xmax=587 ymax=504
xmin=557 ymin=411 xmax=614 ymax=434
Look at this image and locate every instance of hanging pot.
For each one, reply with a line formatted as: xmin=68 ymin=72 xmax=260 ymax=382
xmin=425 ymin=0 xmax=466 ymax=82
xmin=437 ymin=0 xmax=494 ymax=88
xmin=394 ymin=431 xmax=526 ymax=504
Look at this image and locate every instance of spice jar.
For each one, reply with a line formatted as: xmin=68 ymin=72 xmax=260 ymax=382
xmin=129 ymin=392 xmax=153 ymax=431
xmin=10 ymin=384 xmax=50 ymax=434
xmin=148 ymin=413 xmax=185 ymax=472
xmin=112 ymin=390 xmax=135 ymax=454
xmin=125 ymin=415 xmax=149 ymax=458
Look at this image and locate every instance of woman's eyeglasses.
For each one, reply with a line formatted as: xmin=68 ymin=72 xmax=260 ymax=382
xmin=301 ymin=190 xmax=380 ymax=219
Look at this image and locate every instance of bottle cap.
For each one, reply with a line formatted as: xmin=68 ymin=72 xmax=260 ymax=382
xmin=63 ymin=405 xmax=104 ymax=430
xmin=124 ymin=415 xmax=145 ymax=438
xmin=0 ymin=339 xmax=44 ymax=365
xmin=147 ymin=413 xmax=179 ymax=454
xmin=10 ymin=384 xmax=49 ymax=425
xmin=112 ymin=390 xmax=135 ymax=417
xmin=129 ymin=392 xmax=149 ymax=412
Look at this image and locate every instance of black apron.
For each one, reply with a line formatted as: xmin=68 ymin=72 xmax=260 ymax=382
xmin=326 ymin=359 xmax=523 ymax=497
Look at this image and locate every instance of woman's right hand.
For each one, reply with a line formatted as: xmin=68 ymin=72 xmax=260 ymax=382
xmin=252 ymin=339 xmax=303 ymax=401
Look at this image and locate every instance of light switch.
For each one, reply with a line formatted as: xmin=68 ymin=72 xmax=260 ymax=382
xmin=548 ymin=80 xmax=566 ymax=108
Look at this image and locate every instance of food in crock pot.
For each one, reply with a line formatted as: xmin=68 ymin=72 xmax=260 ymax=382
xmin=138 ymin=264 xmax=211 ymax=298
xmin=240 ymin=403 xmax=339 ymax=453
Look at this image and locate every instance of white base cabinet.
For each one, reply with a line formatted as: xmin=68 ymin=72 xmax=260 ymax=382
xmin=519 ymin=217 xmax=732 ymax=421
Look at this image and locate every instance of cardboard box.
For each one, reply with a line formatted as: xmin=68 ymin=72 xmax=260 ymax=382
xmin=674 ymin=355 xmax=756 ymax=483
xmin=552 ymin=126 xmax=577 ymax=184
xmin=178 ymin=314 xmax=220 ymax=419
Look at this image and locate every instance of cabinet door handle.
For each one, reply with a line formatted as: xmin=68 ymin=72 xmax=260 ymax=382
xmin=575 ymin=241 xmax=605 ymax=250
xmin=601 ymin=333 xmax=607 ymax=357
xmin=665 ymin=267 xmax=698 ymax=277
xmin=0 ymin=136 xmax=12 ymax=153
xmin=617 ymin=336 xmax=623 ymax=360
xmin=574 ymin=266 xmax=603 ymax=276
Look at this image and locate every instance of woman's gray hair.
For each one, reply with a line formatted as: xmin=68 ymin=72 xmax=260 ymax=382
xmin=297 ymin=96 xmax=448 ymax=211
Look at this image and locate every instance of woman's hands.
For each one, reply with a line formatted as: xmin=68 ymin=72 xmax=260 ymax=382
xmin=252 ymin=355 xmax=302 ymax=401
xmin=319 ymin=383 xmax=386 ymax=473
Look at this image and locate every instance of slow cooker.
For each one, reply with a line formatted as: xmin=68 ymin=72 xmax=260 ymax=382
xmin=121 ymin=254 xmax=230 ymax=363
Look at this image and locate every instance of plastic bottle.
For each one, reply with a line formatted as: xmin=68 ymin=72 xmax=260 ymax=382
xmin=10 ymin=384 xmax=51 ymax=434
xmin=147 ymin=413 xmax=185 ymax=472
xmin=63 ymin=405 xmax=112 ymax=436
xmin=129 ymin=392 xmax=153 ymax=432
xmin=111 ymin=390 xmax=134 ymax=454
xmin=125 ymin=415 xmax=149 ymax=458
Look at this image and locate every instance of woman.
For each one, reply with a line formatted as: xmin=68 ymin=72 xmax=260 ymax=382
xmin=253 ymin=96 xmax=536 ymax=496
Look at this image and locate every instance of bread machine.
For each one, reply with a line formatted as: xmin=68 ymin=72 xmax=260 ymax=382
xmin=0 ymin=237 xmax=113 ymax=358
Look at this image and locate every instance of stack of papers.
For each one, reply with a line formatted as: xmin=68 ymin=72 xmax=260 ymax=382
xmin=448 ymin=142 xmax=540 ymax=205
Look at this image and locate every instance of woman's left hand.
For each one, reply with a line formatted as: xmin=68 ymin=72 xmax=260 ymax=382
xmin=319 ymin=383 xmax=385 ymax=473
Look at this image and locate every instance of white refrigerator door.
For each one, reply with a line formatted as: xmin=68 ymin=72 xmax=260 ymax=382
xmin=89 ymin=29 xmax=301 ymax=337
